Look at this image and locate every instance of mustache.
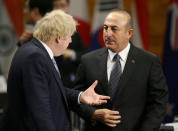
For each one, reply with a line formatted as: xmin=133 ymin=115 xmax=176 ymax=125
xmin=104 ymin=37 xmax=116 ymax=42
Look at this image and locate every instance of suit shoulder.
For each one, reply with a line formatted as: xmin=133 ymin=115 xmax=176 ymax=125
xmin=133 ymin=45 xmax=159 ymax=61
xmin=19 ymin=41 xmax=43 ymax=55
xmin=14 ymin=41 xmax=46 ymax=67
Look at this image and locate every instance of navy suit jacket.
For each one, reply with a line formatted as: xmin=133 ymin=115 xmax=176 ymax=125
xmin=1 ymin=38 xmax=79 ymax=131
xmin=74 ymin=44 xmax=168 ymax=131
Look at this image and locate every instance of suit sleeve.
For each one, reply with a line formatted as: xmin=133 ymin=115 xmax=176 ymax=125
xmin=139 ymin=56 xmax=168 ymax=131
xmin=22 ymin=53 xmax=56 ymax=131
xmin=65 ymin=87 xmax=80 ymax=110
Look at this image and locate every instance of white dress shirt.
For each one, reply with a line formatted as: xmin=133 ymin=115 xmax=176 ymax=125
xmin=107 ymin=43 xmax=130 ymax=81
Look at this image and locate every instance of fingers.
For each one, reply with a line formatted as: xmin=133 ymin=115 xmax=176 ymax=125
xmin=104 ymin=115 xmax=121 ymax=127
xmin=92 ymin=109 xmax=121 ymax=127
xmin=93 ymin=100 xmax=107 ymax=105
xmin=92 ymin=96 xmax=111 ymax=105
xmin=105 ymin=115 xmax=121 ymax=127
xmin=106 ymin=123 xmax=118 ymax=127
xmin=94 ymin=95 xmax=111 ymax=105
xmin=99 ymin=95 xmax=111 ymax=100
xmin=105 ymin=120 xmax=121 ymax=127
xmin=107 ymin=114 xmax=121 ymax=120
xmin=106 ymin=112 xmax=121 ymax=122
xmin=106 ymin=119 xmax=121 ymax=124
xmin=63 ymin=49 xmax=73 ymax=58
xmin=104 ymin=110 xmax=121 ymax=127
xmin=108 ymin=110 xmax=120 ymax=115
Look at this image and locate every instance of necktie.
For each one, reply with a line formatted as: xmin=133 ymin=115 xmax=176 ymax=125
xmin=109 ymin=54 xmax=122 ymax=97
xmin=52 ymin=58 xmax=61 ymax=78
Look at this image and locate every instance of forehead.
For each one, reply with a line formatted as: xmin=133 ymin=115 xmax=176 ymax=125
xmin=53 ymin=0 xmax=68 ymax=4
xmin=104 ymin=12 xmax=128 ymax=27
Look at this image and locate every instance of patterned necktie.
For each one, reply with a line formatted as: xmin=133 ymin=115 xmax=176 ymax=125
xmin=52 ymin=58 xmax=61 ymax=78
xmin=109 ymin=54 xmax=122 ymax=97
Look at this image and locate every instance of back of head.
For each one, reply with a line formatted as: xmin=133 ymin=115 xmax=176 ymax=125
xmin=29 ymin=0 xmax=53 ymax=16
xmin=33 ymin=9 xmax=77 ymax=42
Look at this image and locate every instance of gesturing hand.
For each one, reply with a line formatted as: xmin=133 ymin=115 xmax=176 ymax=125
xmin=80 ymin=80 xmax=110 ymax=105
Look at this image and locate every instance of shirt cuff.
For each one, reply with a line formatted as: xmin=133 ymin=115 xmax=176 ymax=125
xmin=78 ymin=91 xmax=83 ymax=104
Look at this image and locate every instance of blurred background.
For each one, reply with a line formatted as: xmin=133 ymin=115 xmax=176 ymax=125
xmin=0 ymin=0 xmax=178 ymax=130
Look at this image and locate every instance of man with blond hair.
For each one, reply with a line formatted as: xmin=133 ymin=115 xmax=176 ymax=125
xmin=0 ymin=10 xmax=110 ymax=131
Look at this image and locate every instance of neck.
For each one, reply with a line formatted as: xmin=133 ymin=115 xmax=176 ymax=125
xmin=113 ymin=43 xmax=129 ymax=53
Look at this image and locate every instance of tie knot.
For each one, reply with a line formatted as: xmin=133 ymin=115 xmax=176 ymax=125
xmin=113 ymin=54 xmax=121 ymax=62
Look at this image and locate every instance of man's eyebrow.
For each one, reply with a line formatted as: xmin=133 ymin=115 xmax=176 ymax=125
xmin=103 ymin=25 xmax=118 ymax=28
xmin=111 ymin=26 xmax=118 ymax=28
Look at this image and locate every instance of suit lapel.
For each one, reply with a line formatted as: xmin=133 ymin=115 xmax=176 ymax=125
xmin=98 ymin=48 xmax=110 ymax=95
xmin=47 ymin=59 xmax=69 ymax=109
xmin=32 ymin=38 xmax=69 ymax=111
xmin=113 ymin=44 xmax=137 ymax=101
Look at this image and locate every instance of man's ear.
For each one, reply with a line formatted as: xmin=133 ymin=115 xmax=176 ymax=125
xmin=55 ymin=36 xmax=61 ymax=44
xmin=128 ymin=29 xmax=134 ymax=39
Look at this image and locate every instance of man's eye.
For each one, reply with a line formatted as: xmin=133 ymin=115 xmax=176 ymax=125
xmin=103 ymin=26 xmax=108 ymax=30
xmin=111 ymin=27 xmax=118 ymax=31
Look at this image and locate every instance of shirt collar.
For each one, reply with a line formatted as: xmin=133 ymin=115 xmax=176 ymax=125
xmin=39 ymin=39 xmax=54 ymax=59
xmin=108 ymin=43 xmax=130 ymax=62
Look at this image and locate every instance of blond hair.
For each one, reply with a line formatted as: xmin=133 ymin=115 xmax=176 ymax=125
xmin=33 ymin=9 xmax=77 ymax=42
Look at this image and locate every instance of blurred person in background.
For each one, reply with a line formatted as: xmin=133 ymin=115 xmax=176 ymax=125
xmin=74 ymin=9 xmax=168 ymax=131
xmin=17 ymin=0 xmax=53 ymax=46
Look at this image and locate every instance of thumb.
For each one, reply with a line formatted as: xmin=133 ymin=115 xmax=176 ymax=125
xmin=90 ymin=80 xmax=98 ymax=90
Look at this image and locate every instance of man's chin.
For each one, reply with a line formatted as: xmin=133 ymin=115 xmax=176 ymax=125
xmin=105 ymin=44 xmax=113 ymax=48
xmin=105 ymin=45 xmax=116 ymax=52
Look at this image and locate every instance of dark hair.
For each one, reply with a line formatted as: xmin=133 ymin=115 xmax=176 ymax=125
xmin=29 ymin=0 xmax=53 ymax=16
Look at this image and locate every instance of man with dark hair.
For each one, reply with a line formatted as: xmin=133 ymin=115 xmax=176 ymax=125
xmin=28 ymin=0 xmax=53 ymax=17
xmin=74 ymin=9 xmax=168 ymax=131
xmin=17 ymin=0 xmax=53 ymax=46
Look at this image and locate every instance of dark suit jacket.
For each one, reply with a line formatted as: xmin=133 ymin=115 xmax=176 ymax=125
xmin=74 ymin=44 xmax=168 ymax=131
xmin=0 ymin=38 xmax=80 ymax=131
